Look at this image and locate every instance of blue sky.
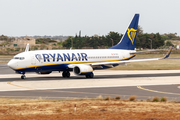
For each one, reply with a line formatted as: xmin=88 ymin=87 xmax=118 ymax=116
xmin=0 ymin=0 xmax=180 ymax=36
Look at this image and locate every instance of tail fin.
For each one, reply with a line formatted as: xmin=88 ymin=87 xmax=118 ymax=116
xmin=109 ymin=14 xmax=139 ymax=50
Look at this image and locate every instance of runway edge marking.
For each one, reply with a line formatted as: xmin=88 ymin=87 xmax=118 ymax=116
xmin=137 ymin=86 xmax=180 ymax=95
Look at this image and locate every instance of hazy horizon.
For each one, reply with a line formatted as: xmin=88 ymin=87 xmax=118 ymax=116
xmin=0 ymin=0 xmax=180 ymax=36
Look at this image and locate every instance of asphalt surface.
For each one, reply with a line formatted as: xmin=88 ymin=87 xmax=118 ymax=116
xmin=0 ymin=63 xmax=15 ymax=74
xmin=0 ymin=63 xmax=180 ymax=101
xmin=0 ymin=85 xmax=180 ymax=101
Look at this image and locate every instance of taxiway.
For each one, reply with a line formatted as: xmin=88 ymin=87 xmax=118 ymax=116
xmin=0 ymin=63 xmax=180 ymax=100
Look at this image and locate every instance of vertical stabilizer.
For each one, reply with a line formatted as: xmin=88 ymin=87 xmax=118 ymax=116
xmin=109 ymin=14 xmax=139 ymax=50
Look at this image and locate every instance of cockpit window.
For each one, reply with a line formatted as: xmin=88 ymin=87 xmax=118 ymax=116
xmin=13 ymin=57 xmax=25 ymax=60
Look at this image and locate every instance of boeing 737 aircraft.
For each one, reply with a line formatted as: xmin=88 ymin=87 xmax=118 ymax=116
xmin=7 ymin=14 xmax=173 ymax=79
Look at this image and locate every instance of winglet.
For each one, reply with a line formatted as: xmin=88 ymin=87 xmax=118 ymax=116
xmin=25 ymin=43 xmax=29 ymax=52
xmin=163 ymin=45 xmax=174 ymax=59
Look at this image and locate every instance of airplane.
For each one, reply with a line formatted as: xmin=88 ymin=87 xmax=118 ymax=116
xmin=7 ymin=14 xmax=173 ymax=79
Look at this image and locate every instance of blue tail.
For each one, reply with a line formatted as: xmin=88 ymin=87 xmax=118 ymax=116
xmin=109 ymin=14 xmax=139 ymax=50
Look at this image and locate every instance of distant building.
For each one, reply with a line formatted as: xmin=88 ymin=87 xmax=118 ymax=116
xmin=12 ymin=36 xmax=35 ymax=47
xmin=0 ymin=36 xmax=35 ymax=48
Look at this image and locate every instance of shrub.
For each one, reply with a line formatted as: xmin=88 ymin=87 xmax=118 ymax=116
xmin=15 ymin=47 xmax=20 ymax=51
xmin=104 ymin=96 xmax=111 ymax=101
xmin=56 ymin=108 xmax=63 ymax=113
xmin=166 ymin=40 xmax=173 ymax=46
xmin=152 ymin=96 xmax=159 ymax=102
xmin=161 ymin=97 xmax=167 ymax=102
xmin=96 ymin=95 xmax=103 ymax=100
xmin=115 ymin=96 xmax=121 ymax=100
xmin=129 ymin=95 xmax=137 ymax=101
xmin=33 ymin=46 xmax=38 ymax=50
xmin=0 ymin=42 xmax=10 ymax=45
xmin=6 ymin=48 xmax=14 ymax=51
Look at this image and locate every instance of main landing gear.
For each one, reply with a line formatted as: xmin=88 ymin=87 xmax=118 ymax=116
xmin=21 ymin=74 xmax=26 ymax=79
xmin=62 ymin=71 xmax=94 ymax=78
xmin=86 ymin=73 xmax=94 ymax=78
xmin=62 ymin=71 xmax=70 ymax=78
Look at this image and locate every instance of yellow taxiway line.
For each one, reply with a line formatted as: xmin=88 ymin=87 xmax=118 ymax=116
xmin=137 ymin=86 xmax=180 ymax=95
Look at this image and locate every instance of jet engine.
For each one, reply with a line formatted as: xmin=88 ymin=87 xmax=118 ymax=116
xmin=73 ymin=64 xmax=93 ymax=75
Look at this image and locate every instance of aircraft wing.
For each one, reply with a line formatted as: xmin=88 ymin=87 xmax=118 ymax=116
xmin=130 ymin=49 xmax=167 ymax=54
xmin=91 ymin=45 xmax=173 ymax=66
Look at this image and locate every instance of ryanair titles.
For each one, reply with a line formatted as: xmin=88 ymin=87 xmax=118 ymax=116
xmin=35 ymin=53 xmax=88 ymax=62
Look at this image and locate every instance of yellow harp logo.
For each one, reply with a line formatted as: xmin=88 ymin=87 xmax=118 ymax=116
xmin=127 ymin=28 xmax=137 ymax=44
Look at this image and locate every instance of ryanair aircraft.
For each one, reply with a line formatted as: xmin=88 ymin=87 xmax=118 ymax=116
xmin=7 ymin=14 xmax=173 ymax=79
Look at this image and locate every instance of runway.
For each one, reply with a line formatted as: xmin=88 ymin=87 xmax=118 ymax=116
xmin=1 ymin=63 xmax=180 ymax=100
xmin=1 ymin=85 xmax=180 ymax=101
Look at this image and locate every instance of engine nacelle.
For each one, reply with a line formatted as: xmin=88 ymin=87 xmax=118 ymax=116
xmin=36 ymin=71 xmax=52 ymax=74
xmin=73 ymin=64 xmax=93 ymax=75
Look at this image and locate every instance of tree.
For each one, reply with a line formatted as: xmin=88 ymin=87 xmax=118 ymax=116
xmin=137 ymin=25 xmax=143 ymax=35
xmin=166 ymin=40 xmax=173 ymax=46
xmin=62 ymin=36 xmax=73 ymax=48
xmin=106 ymin=31 xmax=123 ymax=47
xmin=36 ymin=38 xmax=56 ymax=44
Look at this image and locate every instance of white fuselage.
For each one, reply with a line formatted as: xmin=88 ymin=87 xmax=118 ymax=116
xmin=8 ymin=49 xmax=134 ymax=72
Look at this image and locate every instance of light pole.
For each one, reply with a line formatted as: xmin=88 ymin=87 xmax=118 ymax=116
xmin=111 ymin=38 xmax=114 ymax=47
xmin=149 ymin=39 xmax=152 ymax=49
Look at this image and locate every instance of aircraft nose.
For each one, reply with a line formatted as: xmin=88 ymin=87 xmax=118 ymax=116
xmin=7 ymin=60 xmax=15 ymax=69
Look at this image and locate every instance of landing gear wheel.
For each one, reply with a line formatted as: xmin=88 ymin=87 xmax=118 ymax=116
xmin=66 ymin=72 xmax=70 ymax=78
xmin=21 ymin=75 xmax=26 ymax=79
xmin=89 ymin=73 xmax=94 ymax=78
xmin=62 ymin=71 xmax=70 ymax=78
xmin=62 ymin=72 xmax=66 ymax=78
xmin=86 ymin=75 xmax=90 ymax=78
xmin=86 ymin=73 xmax=94 ymax=78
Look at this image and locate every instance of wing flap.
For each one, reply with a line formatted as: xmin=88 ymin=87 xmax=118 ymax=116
xmin=91 ymin=58 xmax=159 ymax=66
xmin=130 ymin=49 xmax=167 ymax=54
